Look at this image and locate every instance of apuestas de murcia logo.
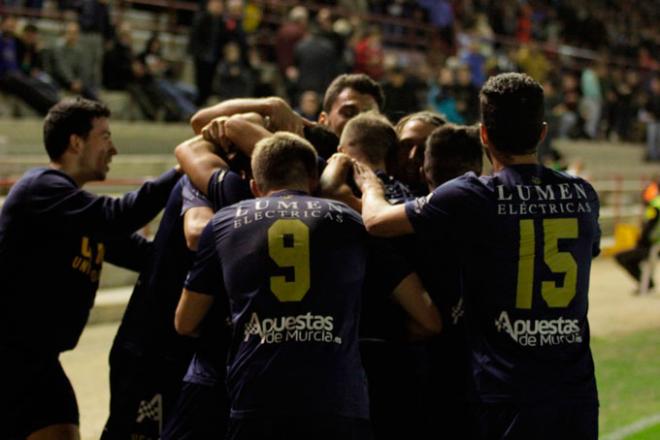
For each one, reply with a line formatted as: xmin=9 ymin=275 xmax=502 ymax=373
xmin=494 ymin=311 xmax=582 ymax=347
xmin=244 ymin=312 xmax=342 ymax=345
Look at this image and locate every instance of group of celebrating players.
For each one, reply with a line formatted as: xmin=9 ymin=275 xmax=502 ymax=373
xmin=0 ymin=71 xmax=601 ymax=440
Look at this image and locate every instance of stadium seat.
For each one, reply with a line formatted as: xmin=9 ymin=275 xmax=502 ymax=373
xmin=640 ymin=243 xmax=660 ymax=295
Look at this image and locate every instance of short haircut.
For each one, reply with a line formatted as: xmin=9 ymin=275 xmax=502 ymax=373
xmin=251 ymin=132 xmax=318 ymax=192
xmin=395 ymin=111 xmax=447 ymax=135
xmin=43 ymin=98 xmax=111 ymax=160
xmin=424 ymin=124 xmax=483 ymax=188
xmin=323 ymin=73 xmax=385 ymax=113
xmin=479 ymin=72 xmax=544 ymax=155
xmin=340 ymin=112 xmax=397 ymax=165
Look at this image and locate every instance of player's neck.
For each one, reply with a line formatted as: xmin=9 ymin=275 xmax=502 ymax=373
xmin=489 ymin=151 xmax=538 ymax=172
xmin=264 ymin=185 xmax=310 ymax=196
xmin=49 ymin=160 xmax=89 ymax=187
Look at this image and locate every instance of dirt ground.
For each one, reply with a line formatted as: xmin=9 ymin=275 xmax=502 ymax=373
xmin=61 ymin=256 xmax=658 ymax=439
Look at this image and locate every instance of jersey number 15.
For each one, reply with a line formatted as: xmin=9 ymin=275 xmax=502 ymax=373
xmin=516 ymin=218 xmax=578 ymax=309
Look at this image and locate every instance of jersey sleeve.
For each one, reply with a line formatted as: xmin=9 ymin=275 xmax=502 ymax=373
xmin=104 ymin=233 xmax=152 ymax=272
xmin=404 ymin=185 xmax=452 ymax=241
xmin=28 ymin=168 xmax=180 ymax=236
xmin=184 ymin=222 xmax=224 ymax=297
xmin=181 ymin=175 xmax=212 ymax=215
xmin=206 ymin=169 xmax=253 ymax=211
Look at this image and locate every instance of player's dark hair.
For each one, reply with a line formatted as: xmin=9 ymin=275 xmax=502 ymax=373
xmin=304 ymin=123 xmax=339 ymax=160
xmin=395 ymin=110 xmax=447 ymax=135
xmin=252 ymin=132 xmax=318 ymax=192
xmin=43 ymin=98 xmax=111 ymax=160
xmin=479 ymin=73 xmax=544 ymax=155
xmin=424 ymin=124 xmax=483 ymax=188
xmin=323 ymin=73 xmax=385 ymax=113
xmin=340 ymin=112 xmax=397 ymax=165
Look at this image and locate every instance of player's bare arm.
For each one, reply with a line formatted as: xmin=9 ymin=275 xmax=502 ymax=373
xmin=174 ymin=135 xmax=229 ymax=197
xmin=183 ymin=206 xmax=214 ymax=251
xmin=174 ymin=289 xmax=215 ymax=337
xmin=391 ymin=272 xmax=442 ymax=336
xmin=319 ymin=153 xmax=362 ymax=211
xmin=191 ymin=96 xmax=305 ymax=135
xmin=353 ymin=161 xmax=413 ymax=236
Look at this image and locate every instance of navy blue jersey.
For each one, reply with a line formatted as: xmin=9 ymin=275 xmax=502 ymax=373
xmin=185 ymin=192 xmax=372 ymax=419
xmin=376 ymin=170 xmax=415 ymax=205
xmin=184 ymin=170 xmax=252 ymax=385
xmin=113 ymin=177 xmax=205 ymax=359
xmin=405 ymin=164 xmax=600 ymax=404
xmin=0 ymin=167 xmax=179 ymax=354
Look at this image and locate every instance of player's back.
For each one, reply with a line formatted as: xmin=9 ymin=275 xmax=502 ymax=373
xmin=213 ymin=190 xmax=369 ymax=420
xmin=410 ymin=164 xmax=600 ymax=404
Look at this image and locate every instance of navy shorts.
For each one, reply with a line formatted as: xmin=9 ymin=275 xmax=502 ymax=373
xmin=1 ymin=352 xmax=78 ymax=439
xmin=161 ymin=381 xmax=229 ymax=439
xmin=227 ymin=416 xmax=373 ymax=440
xmin=470 ymin=401 xmax=598 ymax=440
xmin=101 ymin=344 xmax=189 ymax=440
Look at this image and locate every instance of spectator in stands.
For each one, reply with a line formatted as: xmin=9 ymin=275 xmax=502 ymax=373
xmin=418 ymin=0 xmax=454 ymax=46
xmin=381 ymin=64 xmax=421 ymax=123
xmin=353 ymin=26 xmax=385 ymax=81
xmin=16 ymin=22 xmax=59 ymax=98
xmin=275 ymin=5 xmax=308 ymax=77
xmin=316 ymin=8 xmax=349 ymax=73
xmin=453 ymin=64 xmax=479 ymax=124
xmin=580 ymin=62 xmax=603 ymax=139
xmin=641 ymin=76 xmax=660 ymax=162
xmin=428 ymin=66 xmax=464 ymax=124
xmin=295 ymin=89 xmax=321 ymax=121
xmin=102 ymin=21 xmax=134 ymax=92
xmin=51 ymin=21 xmax=98 ymax=100
xmin=292 ymin=23 xmax=340 ymax=99
xmin=189 ymin=0 xmax=230 ymax=106
xmin=77 ymin=0 xmax=114 ymax=90
xmin=215 ymin=41 xmax=254 ymax=101
xmin=139 ymin=34 xmax=197 ymax=121
xmin=515 ymin=43 xmax=550 ymax=84
xmin=0 ymin=15 xmax=59 ymax=115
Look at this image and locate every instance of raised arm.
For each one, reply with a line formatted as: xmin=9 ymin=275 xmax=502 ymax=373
xmin=191 ymin=96 xmax=305 ymax=135
xmin=319 ymin=153 xmax=362 ymax=212
xmin=174 ymin=135 xmax=228 ymax=197
xmin=353 ymin=162 xmax=413 ymax=237
xmin=30 ymin=168 xmax=181 ymax=236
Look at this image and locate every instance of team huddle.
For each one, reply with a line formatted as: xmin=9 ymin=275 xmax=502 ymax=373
xmin=0 ymin=72 xmax=601 ymax=440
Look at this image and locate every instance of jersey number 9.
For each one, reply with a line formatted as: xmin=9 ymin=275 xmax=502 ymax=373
xmin=268 ymin=219 xmax=311 ymax=302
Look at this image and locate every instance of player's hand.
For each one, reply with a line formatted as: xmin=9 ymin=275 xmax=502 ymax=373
xmin=353 ymin=160 xmax=384 ymax=195
xmin=264 ymin=97 xmax=305 ymax=136
xmin=202 ymin=116 xmax=232 ymax=154
xmin=320 ymin=153 xmax=354 ymax=194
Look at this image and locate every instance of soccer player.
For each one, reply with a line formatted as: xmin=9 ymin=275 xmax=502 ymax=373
xmin=175 ymin=132 xmax=440 ymax=439
xmin=394 ymin=111 xmax=447 ymax=196
xmin=190 ymin=73 xmax=384 ymax=158
xmin=101 ymin=175 xmax=218 ymax=439
xmin=320 ymin=112 xmax=413 ymax=211
xmin=355 ymin=73 xmax=601 ymax=439
xmin=0 ymin=98 xmax=181 ymax=440
xmin=414 ymin=124 xmax=484 ymax=437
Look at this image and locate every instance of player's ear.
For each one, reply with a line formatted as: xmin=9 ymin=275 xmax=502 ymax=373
xmin=479 ymin=123 xmax=489 ymax=147
xmin=318 ymin=111 xmax=328 ymax=126
xmin=250 ymin=179 xmax=262 ymax=197
xmin=68 ymin=133 xmax=83 ymax=154
xmin=538 ymin=122 xmax=548 ymax=145
xmin=337 ymin=144 xmax=345 ymax=153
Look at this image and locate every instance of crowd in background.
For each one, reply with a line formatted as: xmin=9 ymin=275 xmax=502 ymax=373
xmin=0 ymin=0 xmax=659 ymax=160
